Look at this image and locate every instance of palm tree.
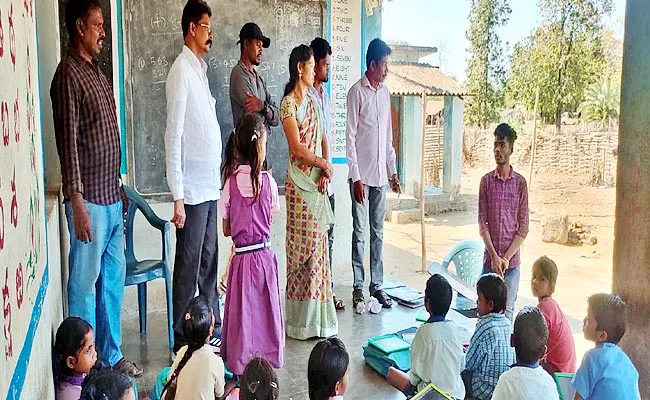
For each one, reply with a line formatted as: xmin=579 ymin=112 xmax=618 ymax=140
xmin=578 ymin=78 xmax=619 ymax=123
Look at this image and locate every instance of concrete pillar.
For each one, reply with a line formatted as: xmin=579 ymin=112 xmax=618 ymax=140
xmin=613 ymin=0 xmax=650 ymax=397
xmin=443 ymin=96 xmax=463 ymax=193
xmin=401 ymin=96 xmax=423 ymax=197
xmin=37 ymin=0 xmax=62 ymax=190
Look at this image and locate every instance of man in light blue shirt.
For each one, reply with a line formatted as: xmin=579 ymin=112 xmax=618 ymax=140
xmin=310 ymin=37 xmax=344 ymax=310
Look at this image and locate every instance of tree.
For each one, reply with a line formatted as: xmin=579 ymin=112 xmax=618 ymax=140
xmin=465 ymin=0 xmax=511 ymax=128
xmin=578 ymin=78 xmax=619 ymax=122
xmin=507 ymin=0 xmax=613 ymax=131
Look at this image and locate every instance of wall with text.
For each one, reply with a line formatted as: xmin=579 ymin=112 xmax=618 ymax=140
xmin=0 ymin=0 xmax=50 ymax=398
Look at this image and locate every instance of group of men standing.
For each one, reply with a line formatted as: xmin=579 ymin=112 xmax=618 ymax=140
xmin=51 ymin=0 xmax=528 ymax=379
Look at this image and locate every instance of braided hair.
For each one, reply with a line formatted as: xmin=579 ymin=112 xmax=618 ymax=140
xmin=161 ymin=296 xmax=214 ymax=395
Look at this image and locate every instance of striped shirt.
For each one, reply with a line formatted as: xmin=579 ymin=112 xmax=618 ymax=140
xmin=51 ymin=51 xmax=121 ymax=205
xmin=478 ymin=167 xmax=529 ymax=269
xmin=464 ymin=312 xmax=515 ymax=400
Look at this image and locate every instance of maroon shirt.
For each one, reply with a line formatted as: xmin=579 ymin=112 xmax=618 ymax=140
xmin=51 ymin=51 xmax=121 ymax=205
xmin=478 ymin=167 xmax=529 ymax=269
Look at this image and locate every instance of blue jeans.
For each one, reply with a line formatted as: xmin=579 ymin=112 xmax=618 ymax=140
xmin=65 ymin=201 xmax=126 ymax=367
xmin=350 ymin=182 xmax=387 ymax=294
xmin=483 ymin=265 xmax=521 ymax=322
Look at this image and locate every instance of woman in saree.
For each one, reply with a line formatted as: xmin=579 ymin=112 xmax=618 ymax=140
xmin=280 ymin=44 xmax=337 ymax=340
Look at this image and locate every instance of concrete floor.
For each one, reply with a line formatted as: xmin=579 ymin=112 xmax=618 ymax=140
xmin=119 ymin=199 xmax=593 ymax=399
xmin=122 ymin=282 xmax=427 ymax=400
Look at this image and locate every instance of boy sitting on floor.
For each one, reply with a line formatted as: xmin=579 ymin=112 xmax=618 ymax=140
xmin=461 ymin=273 xmax=515 ymax=400
xmin=492 ymin=306 xmax=559 ymax=400
xmin=572 ymin=293 xmax=640 ymax=400
xmin=387 ymin=274 xmax=465 ymax=399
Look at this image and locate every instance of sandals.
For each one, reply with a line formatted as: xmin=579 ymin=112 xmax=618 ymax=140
xmin=353 ymin=289 xmax=366 ymax=314
xmin=371 ymin=289 xmax=393 ymax=308
xmin=333 ymin=294 xmax=345 ymax=310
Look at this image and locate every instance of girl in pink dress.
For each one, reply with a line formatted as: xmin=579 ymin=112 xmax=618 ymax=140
xmin=218 ymin=113 xmax=284 ymax=376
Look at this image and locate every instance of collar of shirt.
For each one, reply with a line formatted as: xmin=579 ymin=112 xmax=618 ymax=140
xmin=511 ymin=362 xmax=540 ymax=369
xmin=596 ymin=342 xmax=617 ymax=349
xmin=480 ymin=312 xmax=507 ymax=320
xmin=493 ymin=166 xmax=514 ymax=181
xmin=361 ymin=73 xmax=384 ymax=92
xmin=67 ymin=49 xmax=100 ymax=69
xmin=62 ymin=374 xmax=86 ymax=387
xmin=426 ymin=315 xmax=446 ymax=324
xmin=237 ymin=60 xmax=258 ymax=80
xmin=182 ymin=45 xmax=208 ymax=75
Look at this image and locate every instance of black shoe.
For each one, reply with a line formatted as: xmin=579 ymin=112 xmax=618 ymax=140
xmin=371 ymin=289 xmax=393 ymax=308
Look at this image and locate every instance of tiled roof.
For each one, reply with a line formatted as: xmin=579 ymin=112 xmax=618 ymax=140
xmin=385 ymin=62 xmax=470 ymax=97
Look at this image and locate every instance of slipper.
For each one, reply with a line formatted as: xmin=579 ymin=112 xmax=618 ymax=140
xmin=333 ymin=294 xmax=345 ymax=310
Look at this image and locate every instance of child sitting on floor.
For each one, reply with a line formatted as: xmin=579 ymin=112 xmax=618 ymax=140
xmin=80 ymin=369 xmax=135 ymax=400
xmin=531 ymin=256 xmax=576 ymax=374
xmin=53 ymin=317 xmax=98 ymax=400
xmin=386 ymin=274 xmax=465 ymax=399
xmin=308 ymin=337 xmax=349 ymax=400
xmin=462 ymin=273 xmax=515 ymax=400
xmin=236 ymin=357 xmax=279 ymax=400
xmin=163 ymin=296 xmax=225 ymax=400
xmin=492 ymin=306 xmax=559 ymax=400
xmin=572 ymin=294 xmax=640 ymax=400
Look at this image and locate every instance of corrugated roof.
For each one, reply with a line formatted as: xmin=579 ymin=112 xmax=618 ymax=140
xmin=385 ymin=62 xmax=471 ymax=97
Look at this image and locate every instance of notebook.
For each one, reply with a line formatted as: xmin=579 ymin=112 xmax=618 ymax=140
xmin=368 ymin=334 xmax=411 ymax=354
xmin=410 ymin=383 xmax=455 ymax=400
xmin=554 ymin=373 xmax=576 ymax=400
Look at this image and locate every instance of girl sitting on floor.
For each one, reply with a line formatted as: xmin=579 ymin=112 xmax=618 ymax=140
xmin=308 ymin=337 xmax=350 ymax=400
xmin=163 ymin=296 xmax=225 ymax=400
xmin=53 ymin=317 xmax=98 ymax=400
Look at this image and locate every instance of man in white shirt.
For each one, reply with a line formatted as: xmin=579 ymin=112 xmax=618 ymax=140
xmin=492 ymin=307 xmax=560 ymax=400
xmin=346 ymin=38 xmax=400 ymax=313
xmin=164 ymin=0 xmax=222 ymax=353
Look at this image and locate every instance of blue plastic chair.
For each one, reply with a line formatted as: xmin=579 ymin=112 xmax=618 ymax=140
xmin=428 ymin=239 xmax=485 ymax=311
xmin=123 ymin=185 xmax=174 ymax=350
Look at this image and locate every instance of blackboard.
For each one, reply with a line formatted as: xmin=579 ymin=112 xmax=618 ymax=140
xmin=59 ymin=0 xmax=114 ymax=85
xmin=125 ymin=0 xmax=325 ymax=195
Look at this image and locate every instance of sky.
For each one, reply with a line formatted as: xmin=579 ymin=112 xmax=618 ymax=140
xmin=382 ymin=0 xmax=626 ymax=82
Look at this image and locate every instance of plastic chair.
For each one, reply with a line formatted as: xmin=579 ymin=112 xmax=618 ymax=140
xmin=428 ymin=239 xmax=485 ymax=311
xmin=123 ymin=185 xmax=174 ymax=350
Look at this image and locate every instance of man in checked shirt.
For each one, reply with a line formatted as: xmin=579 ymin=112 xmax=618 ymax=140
xmin=51 ymin=0 xmax=142 ymax=377
xmin=478 ymin=123 xmax=529 ymax=322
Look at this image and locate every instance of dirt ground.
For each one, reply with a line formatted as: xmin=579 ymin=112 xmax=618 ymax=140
xmin=380 ymin=164 xmax=616 ymax=364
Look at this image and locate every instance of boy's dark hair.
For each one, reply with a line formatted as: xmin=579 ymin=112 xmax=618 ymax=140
xmin=477 ymin=273 xmax=508 ymax=313
xmin=53 ymin=317 xmax=93 ymax=385
xmin=80 ymin=369 xmax=132 ymax=400
xmin=513 ymin=306 xmax=549 ymax=364
xmin=308 ymin=337 xmax=349 ymax=400
xmin=494 ymin=123 xmax=517 ymax=145
xmin=533 ymin=256 xmax=558 ymax=292
xmin=65 ymin=0 xmax=101 ymax=39
xmin=425 ymin=274 xmax=452 ymax=317
xmin=240 ymin=357 xmax=279 ymax=400
xmin=181 ymin=0 xmax=212 ymax=38
xmin=588 ymin=293 xmax=627 ymax=344
xmin=366 ymin=38 xmax=391 ymax=70
xmin=310 ymin=37 xmax=332 ymax=62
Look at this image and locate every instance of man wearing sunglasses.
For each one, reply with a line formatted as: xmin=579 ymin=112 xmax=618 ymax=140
xmin=229 ymin=22 xmax=279 ymax=172
xmin=164 ymin=0 xmax=223 ymax=354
